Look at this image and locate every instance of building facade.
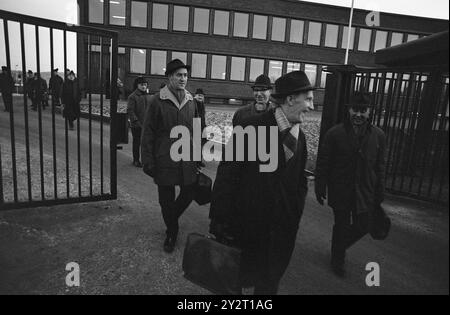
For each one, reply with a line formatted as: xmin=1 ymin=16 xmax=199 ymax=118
xmin=77 ymin=0 xmax=448 ymax=106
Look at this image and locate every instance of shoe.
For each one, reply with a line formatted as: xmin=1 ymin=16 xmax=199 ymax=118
xmin=163 ymin=235 xmax=177 ymax=253
xmin=133 ymin=161 xmax=142 ymax=168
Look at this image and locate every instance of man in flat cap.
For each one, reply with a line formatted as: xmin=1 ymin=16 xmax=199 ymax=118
xmin=49 ymin=68 xmax=63 ymax=107
xmin=127 ymin=76 xmax=149 ymax=167
xmin=210 ymin=71 xmax=315 ymax=294
xmin=141 ymin=59 xmax=200 ymax=253
xmin=0 ymin=66 xmax=14 ymax=112
xmin=315 ymin=92 xmax=387 ymax=277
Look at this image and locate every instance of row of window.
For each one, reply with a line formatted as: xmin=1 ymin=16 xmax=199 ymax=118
xmin=88 ymin=0 xmax=423 ymax=53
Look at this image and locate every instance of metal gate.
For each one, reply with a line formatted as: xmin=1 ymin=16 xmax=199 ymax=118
xmin=321 ymin=65 xmax=449 ymax=204
xmin=0 ymin=10 xmax=119 ymax=210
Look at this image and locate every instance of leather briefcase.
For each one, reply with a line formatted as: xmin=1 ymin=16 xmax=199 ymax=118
xmin=194 ymin=172 xmax=212 ymax=206
xmin=182 ymin=233 xmax=241 ymax=295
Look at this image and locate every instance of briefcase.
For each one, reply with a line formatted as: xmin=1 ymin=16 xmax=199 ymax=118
xmin=182 ymin=233 xmax=241 ymax=295
xmin=194 ymin=172 xmax=212 ymax=206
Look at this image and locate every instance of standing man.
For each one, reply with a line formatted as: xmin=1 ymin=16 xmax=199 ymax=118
xmin=315 ymin=92 xmax=386 ymax=277
xmin=25 ymin=70 xmax=34 ymax=103
xmin=210 ymin=71 xmax=315 ymax=294
xmin=232 ymin=74 xmax=273 ymax=126
xmin=31 ymin=73 xmax=48 ymax=111
xmin=193 ymin=88 xmax=206 ymax=136
xmin=127 ymin=76 xmax=149 ymax=167
xmin=141 ymin=59 xmax=199 ymax=253
xmin=49 ymin=68 xmax=63 ymax=106
xmin=0 ymin=66 xmax=14 ymax=112
xmin=61 ymin=71 xmax=81 ymax=130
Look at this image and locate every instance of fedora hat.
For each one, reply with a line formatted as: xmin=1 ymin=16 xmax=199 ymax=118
xmin=195 ymin=88 xmax=204 ymax=95
xmin=271 ymin=71 xmax=316 ymax=98
xmin=134 ymin=76 xmax=148 ymax=85
xmin=165 ymin=59 xmax=191 ymax=76
xmin=251 ymin=74 xmax=272 ymax=90
xmin=346 ymin=91 xmax=374 ymax=108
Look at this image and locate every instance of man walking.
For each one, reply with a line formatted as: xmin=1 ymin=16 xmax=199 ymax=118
xmin=210 ymin=71 xmax=315 ymax=294
xmin=49 ymin=68 xmax=63 ymax=106
xmin=31 ymin=73 xmax=48 ymax=111
xmin=315 ymin=92 xmax=386 ymax=277
xmin=141 ymin=59 xmax=199 ymax=253
xmin=61 ymin=70 xmax=81 ymax=130
xmin=0 ymin=66 xmax=14 ymax=112
xmin=127 ymin=76 xmax=149 ymax=167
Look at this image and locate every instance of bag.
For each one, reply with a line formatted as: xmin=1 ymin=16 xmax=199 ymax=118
xmin=194 ymin=172 xmax=212 ymax=205
xmin=370 ymin=204 xmax=391 ymax=240
xmin=182 ymin=233 xmax=241 ymax=295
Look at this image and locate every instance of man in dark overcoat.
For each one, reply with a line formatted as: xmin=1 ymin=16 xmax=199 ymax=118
xmin=49 ymin=68 xmax=64 ymax=106
xmin=61 ymin=71 xmax=81 ymax=130
xmin=0 ymin=66 xmax=14 ymax=112
xmin=31 ymin=73 xmax=48 ymax=111
xmin=315 ymin=92 xmax=386 ymax=277
xmin=210 ymin=71 xmax=315 ymax=295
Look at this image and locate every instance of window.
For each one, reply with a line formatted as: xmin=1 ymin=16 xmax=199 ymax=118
xmin=233 ymin=13 xmax=249 ymax=38
xmin=268 ymin=60 xmax=283 ymax=83
xmin=407 ymin=34 xmax=419 ymax=42
xmin=230 ymin=57 xmax=246 ymax=81
xmin=109 ymin=0 xmax=126 ymax=26
xmin=171 ymin=51 xmax=187 ymax=64
xmin=358 ymin=28 xmax=372 ymax=51
xmin=271 ymin=17 xmax=286 ymax=42
xmin=287 ymin=62 xmax=301 ymax=73
xmin=304 ymin=64 xmax=317 ymax=86
xmin=252 ymin=15 xmax=268 ymax=40
xmin=324 ymin=24 xmax=339 ymax=47
xmin=374 ymin=30 xmax=388 ymax=51
xmin=390 ymin=32 xmax=403 ymax=46
xmin=214 ymin=10 xmax=229 ymax=36
xmin=341 ymin=26 xmax=355 ymax=50
xmin=249 ymin=58 xmax=265 ymax=82
xmin=211 ymin=55 xmax=227 ymax=80
xmin=194 ymin=8 xmax=210 ymax=34
xmin=130 ymin=48 xmax=146 ymax=74
xmin=320 ymin=68 xmax=328 ymax=88
xmin=191 ymin=53 xmax=207 ymax=78
xmin=152 ymin=3 xmax=168 ymax=30
xmin=290 ymin=20 xmax=304 ymax=44
xmin=173 ymin=6 xmax=189 ymax=32
xmin=151 ymin=50 xmax=166 ymax=75
xmin=307 ymin=22 xmax=322 ymax=46
xmin=131 ymin=1 xmax=147 ymax=28
xmin=89 ymin=0 xmax=103 ymax=24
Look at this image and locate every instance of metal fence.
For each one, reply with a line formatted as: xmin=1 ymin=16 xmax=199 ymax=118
xmin=0 ymin=10 xmax=119 ymax=210
xmin=321 ymin=65 xmax=449 ymax=204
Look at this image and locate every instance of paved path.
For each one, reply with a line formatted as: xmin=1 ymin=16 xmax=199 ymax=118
xmin=0 ymin=98 xmax=448 ymax=295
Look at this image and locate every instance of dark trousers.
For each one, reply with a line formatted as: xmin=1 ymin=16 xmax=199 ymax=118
xmin=158 ymin=185 xmax=195 ymax=237
xmin=2 ymin=92 xmax=12 ymax=111
xmin=331 ymin=208 xmax=369 ymax=265
xmin=131 ymin=126 xmax=142 ymax=163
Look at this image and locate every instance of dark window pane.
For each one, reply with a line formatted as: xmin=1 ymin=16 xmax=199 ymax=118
xmin=173 ymin=6 xmax=189 ymax=32
xmin=268 ymin=60 xmax=283 ymax=83
xmin=308 ymin=22 xmax=322 ymax=46
xmin=131 ymin=1 xmax=147 ymax=28
xmin=407 ymin=34 xmax=419 ymax=42
xmin=211 ymin=55 xmax=227 ymax=80
xmin=249 ymin=58 xmax=265 ymax=82
xmin=390 ymin=32 xmax=403 ymax=46
xmin=304 ymin=64 xmax=317 ymax=86
xmin=341 ymin=26 xmax=355 ymax=50
xmin=214 ymin=10 xmax=229 ymax=36
xmin=171 ymin=51 xmax=187 ymax=64
xmin=130 ymin=48 xmax=147 ymax=74
xmin=287 ymin=62 xmax=301 ymax=73
xmin=290 ymin=19 xmax=304 ymax=44
xmin=233 ymin=13 xmax=249 ymax=38
xmin=271 ymin=17 xmax=286 ymax=42
xmin=194 ymin=8 xmax=210 ymax=34
xmin=192 ymin=53 xmax=207 ymax=78
xmin=374 ymin=30 xmax=388 ymax=51
xmin=110 ymin=0 xmax=126 ymax=26
xmin=89 ymin=0 xmax=103 ymax=24
xmin=151 ymin=50 xmax=166 ymax=75
xmin=230 ymin=57 xmax=246 ymax=81
xmin=358 ymin=28 xmax=372 ymax=51
xmin=252 ymin=15 xmax=267 ymax=40
xmin=152 ymin=3 xmax=168 ymax=30
xmin=324 ymin=24 xmax=338 ymax=47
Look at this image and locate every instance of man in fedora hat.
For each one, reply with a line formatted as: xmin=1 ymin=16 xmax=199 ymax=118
xmin=315 ymin=91 xmax=387 ymax=277
xmin=209 ymin=71 xmax=315 ymax=294
xmin=141 ymin=59 xmax=200 ymax=253
xmin=49 ymin=68 xmax=63 ymax=106
xmin=127 ymin=76 xmax=149 ymax=167
xmin=0 ymin=66 xmax=14 ymax=112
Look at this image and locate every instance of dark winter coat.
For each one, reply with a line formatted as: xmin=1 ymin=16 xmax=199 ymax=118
xmin=315 ymin=121 xmax=386 ymax=214
xmin=209 ymin=108 xmax=308 ymax=287
xmin=0 ymin=72 xmax=14 ymax=94
xmin=141 ymin=86 xmax=199 ymax=187
xmin=31 ymin=77 xmax=48 ymax=99
xmin=61 ymin=78 xmax=81 ymax=121
xmin=232 ymin=102 xmax=267 ymax=127
xmin=127 ymin=89 xmax=148 ymax=129
xmin=49 ymin=74 xmax=63 ymax=96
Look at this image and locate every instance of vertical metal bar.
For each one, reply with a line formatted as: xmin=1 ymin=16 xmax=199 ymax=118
xmin=0 ymin=145 xmax=3 ymax=204
xmin=88 ymin=36 xmax=93 ymax=196
xmin=19 ymin=22 xmax=32 ymax=202
xmin=77 ymin=36 xmax=81 ymax=198
xmin=376 ymin=72 xmax=387 ymax=128
xmin=4 ymin=20 xmax=18 ymax=203
xmin=50 ymin=27 xmax=58 ymax=199
xmin=436 ymin=78 xmax=449 ymax=200
xmin=110 ymin=35 xmax=119 ymax=199
xmin=64 ymin=30 xmax=69 ymax=198
xmin=99 ymin=37 xmax=104 ymax=195
xmin=35 ymin=25 xmax=45 ymax=200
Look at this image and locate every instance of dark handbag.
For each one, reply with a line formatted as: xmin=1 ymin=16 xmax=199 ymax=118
xmin=182 ymin=233 xmax=241 ymax=295
xmin=194 ymin=172 xmax=212 ymax=205
xmin=370 ymin=204 xmax=391 ymax=240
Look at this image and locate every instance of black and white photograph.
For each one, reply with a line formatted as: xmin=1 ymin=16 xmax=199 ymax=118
xmin=0 ymin=0 xmax=448 ymax=299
